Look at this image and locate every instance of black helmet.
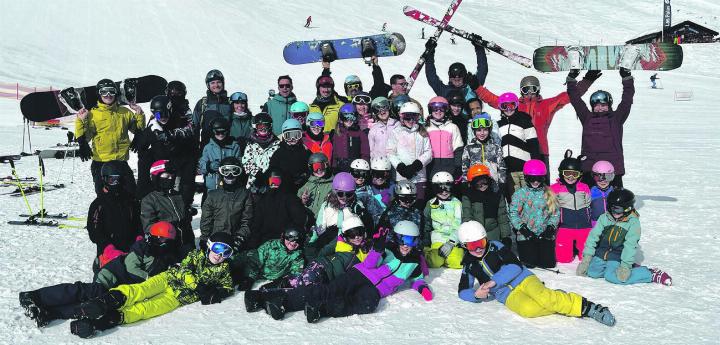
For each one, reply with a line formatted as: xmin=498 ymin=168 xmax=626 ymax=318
xmin=253 ymin=112 xmax=273 ymax=126
xmin=282 ymin=227 xmax=304 ymax=243
xmin=208 ymin=231 xmax=233 ymax=245
xmin=447 ymin=90 xmax=465 ymax=106
xmin=590 ymin=90 xmax=613 ymax=108
xmin=210 ymin=117 xmax=230 ymax=131
xmin=100 ymin=161 xmax=122 ymax=192
xmin=205 ymin=69 xmax=225 ymax=84
xmin=100 ymin=161 xmax=121 ymax=178
xmin=557 ymin=149 xmax=585 ymax=172
xmin=165 ymin=80 xmax=187 ymax=98
xmin=607 ymin=188 xmax=635 ymax=216
xmin=150 ymin=95 xmax=171 ymax=120
xmin=448 ymin=62 xmax=467 ymax=78
xmin=96 ymin=79 xmax=118 ymax=96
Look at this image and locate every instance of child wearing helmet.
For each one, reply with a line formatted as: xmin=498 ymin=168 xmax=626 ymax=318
xmin=269 ymin=119 xmax=312 ymax=193
xmin=423 ymin=171 xmax=464 ymax=269
xmin=332 ymin=104 xmax=370 ymax=172
xmin=368 ymin=97 xmax=399 ymax=160
xmin=462 ymin=164 xmax=511 ymax=245
xmin=456 ymin=221 xmax=617 ymax=327
xmin=425 ymin=96 xmax=465 ymax=178
xmin=289 ymin=101 xmax=310 ymax=126
xmin=496 ymin=92 xmax=541 ymax=199
xmin=357 ymin=157 xmax=395 ymax=227
xmin=589 ymin=160 xmax=615 ymax=225
xmin=69 ymin=232 xmax=234 ymax=338
xmin=549 ymin=150 xmax=593 ymax=264
xmin=461 ymin=112 xmax=506 ymax=190
xmin=387 ymin=102 xmax=432 ymax=201
xmin=310 ymin=172 xmax=372 ymax=242
xmin=508 ymin=159 xmax=560 ymax=268
xmin=302 ymin=112 xmax=334 ymax=162
xmin=241 ymin=113 xmax=281 ymax=191
xmin=198 ymin=116 xmax=242 ymax=191
xmin=567 ymin=67 xmax=635 ymax=188
xmin=229 ymin=91 xmax=253 ymax=140
xmin=298 ymin=153 xmax=334 ymax=217
xmin=577 ymin=188 xmax=672 ymax=286
xmin=352 ymin=92 xmax=374 ymax=130
xmin=378 ymin=180 xmax=423 ymax=231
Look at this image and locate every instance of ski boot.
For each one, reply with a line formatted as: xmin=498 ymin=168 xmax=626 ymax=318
xmin=264 ymin=293 xmax=286 ymax=321
xmin=70 ymin=310 xmax=122 ymax=339
xmin=244 ymin=290 xmax=264 ymax=313
xmin=76 ymin=290 xmax=125 ymax=319
xmin=320 ymin=42 xmax=337 ymax=63
xmin=304 ymin=302 xmax=325 ymax=324
xmin=582 ymin=300 xmax=616 ymax=326
xmin=650 ymin=268 xmax=672 ymax=286
xmin=19 ymin=291 xmax=52 ymax=328
xmin=19 ymin=291 xmax=40 ymax=317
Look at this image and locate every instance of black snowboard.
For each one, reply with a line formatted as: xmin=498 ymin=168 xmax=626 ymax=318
xmin=20 ymin=75 xmax=167 ymax=122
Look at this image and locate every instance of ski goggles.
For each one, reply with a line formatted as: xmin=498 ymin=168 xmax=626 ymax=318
xmin=341 ymin=112 xmax=358 ymax=122
xmin=400 ymin=113 xmax=420 ymax=121
xmin=520 ymin=85 xmax=540 ymax=95
xmin=397 ymin=195 xmax=416 ymax=204
xmin=351 ymin=169 xmax=369 ymax=179
xmin=308 ymin=120 xmax=325 ymax=128
xmin=463 ymin=238 xmax=488 ymax=252
xmin=372 ymin=105 xmax=390 ymax=113
xmin=310 ymin=162 xmax=327 ymax=171
xmin=268 ymin=176 xmax=282 ymax=187
xmin=213 ymin=128 xmax=227 ymax=135
xmin=98 ymin=87 xmax=117 ymax=97
xmin=291 ymin=111 xmax=308 ymax=120
xmin=219 ymin=165 xmax=242 ymax=177
xmin=470 ymin=117 xmax=492 ymax=129
xmin=318 ymin=83 xmax=334 ymax=88
xmin=345 ymin=83 xmax=362 ymax=91
xmin=342 ymin=227 xmax=365 ymax=239
xmin=208 ymin=240 xmax=233 ymax=259
xmin=284 ymin=231 xmax=302 ymax=243
xmin=395 ymin=233 xmax=419 ymax=247
xmin=371 ymin=170 xmax=390 ymax=179
xmin=353 ymin=94 xmax=372 ymax=105
xmin=524 ymin=175 xmax=545 ymax=184
xmin=335 ymin=190 xmax=355 ymax=198
xmin=561 ymin=170 xmax=582 ymax=178
xmin=428 ymin=102 xmax=449 ymax=113
xmin=592 ymin=172 xmax=615 ymax=182
xmin=434 ymin=183 xmax=453 ymax=192
xmin=282 ymin=130 xmax=303 ymax=141
xmin=254 ymin=122 xmax=271 ymax=131
xmin=500 ymin=102 xmax=517 ymax=111
xmin=471 ymin=176 xmax=491 ymax=187
xmin=610 ymin=205 xmax=632 ymax=215
xmin=153 ymin=111 xmax=169 ymax=121
xmin=103 ymin=174 xmax=121 ymax=186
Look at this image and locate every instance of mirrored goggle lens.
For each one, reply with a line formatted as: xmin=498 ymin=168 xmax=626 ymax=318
xmin=336 ymin=190 xmax=355 ymax=198
xmin=282 ymin=130 xmax=303 ymax=141
xmin=611 ymin=205 xmax=629 ymax=214
xmin=99 ymin=87 xmax=117 ymax=96
xmin=346 ymin=83 xmax=362 ymax=91
xmin=561 ymin=170 xmax=581 ymax=178
xmin=429 ymin=102 xmax=448 ymax=111
xmin=343 ymin=227 xmax=364 ymax=239
xmin=311 ymin=162 xmax=327 ymax=171
xmin=219 ymin=165 xmax=241 ymax=177
xmin=373 ymin=105 xmax=390 ymax=113
xmin=104 ymin=174 xmax=121 ymax=186
xmin=520 ymin=85 xmax=539 ymax=95
xmin=153 ymin=111 xmax=169 ymax=120
xmin=464 ymin=238 xmax=487 ymax=252
xmin=209 ymin=241 xmax=233 ymax=258
xmin=341 ymin=112 xmax=357 ymax=122
xmin=309 ymin=120 xmax=325 ymax=128
xmin=592 ymin=172 xmax=615 ymax=182
xmin=351 ymin=169 xmax=369 ymax=178
xmin=500 ymin=102 xmax=517 ymax=111
xmin=395 ymin=234 xmax=418 ymax=247
xmin=353 ymin=95 xmax=372 ymax=104
xmin=435 ymin=183 xmax=453 ymax=192
xmin=470 ymin=118 xmax=492 ymax=129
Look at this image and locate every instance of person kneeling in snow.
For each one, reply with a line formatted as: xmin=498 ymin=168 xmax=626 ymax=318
xmin=457 ymin=220 xmax=616 ymax=326
xmin=69 ymin=232 xmax=234 ymax=338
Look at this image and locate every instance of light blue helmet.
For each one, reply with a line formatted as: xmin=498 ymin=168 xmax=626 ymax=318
xmin=281 ymin=118 xmax=302 ymax=132
xmin=230 ymin=92 xmax=247 ymax=103
xmin=306 ymin=112 xmax=325 ymax=127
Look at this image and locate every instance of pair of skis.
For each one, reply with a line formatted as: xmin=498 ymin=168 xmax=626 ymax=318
xmin=7 ymin=216 xmax=85 ymax=229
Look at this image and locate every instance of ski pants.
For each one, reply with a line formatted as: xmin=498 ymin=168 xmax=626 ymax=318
xmin=586 ymin=257 xmax=652 ymax=285
xmin=284 ymin=268 xmax=380 ymax=318
xmin=516 ymin=238 xmax=556 ymax=269
xmin=112 ymin=272 xmax=181 ymax=324
xmin=504 ymin=275 xmax=583 ymax=318
xmin=555 ymin=227 xmax=591 ymax=263
xmin=32 ymin=281 xmax=108 ymax=319
xmin=91 ymin=160 xmax=136 ymax=197
xmin=424 ymin=242 xmax=464 ymax=269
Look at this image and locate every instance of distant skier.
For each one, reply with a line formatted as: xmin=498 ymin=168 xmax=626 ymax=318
xmin=305 ymin=16 xmax=312 ymax=28
xmin=450 ymin=34 xmax=456 ymax=45
xmin=381 ymin=22 xmax=387 ymax=32
xmin=650 ymin=73 xmax=658 ymax=89
xmin=421 ymin=27 xmax=425 ymax=39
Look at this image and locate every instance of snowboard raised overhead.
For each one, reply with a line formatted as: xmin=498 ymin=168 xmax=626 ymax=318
xmin=20 ymin=75 xmax=167 ymax=122
xmin=283 ymin=33 xmax=406 ymax=65
xmin=533 ymin=43 xmax=683 ymax=72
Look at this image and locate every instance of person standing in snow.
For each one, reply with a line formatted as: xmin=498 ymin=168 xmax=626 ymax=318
xmin=192 ymin=69 xmax=232 ymax=150
xmin=305 ymin=15 xmax=312 ymax=28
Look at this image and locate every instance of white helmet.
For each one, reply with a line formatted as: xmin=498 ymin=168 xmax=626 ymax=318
xmin=399 ymin=102 xmax=421 ymax=115
xmin=431 ymin=171 xmax=454 ymax=184
xmin=394 ymin=180 xmax=417 ymax=195
xmin=350 ymin=158 xmax=370 ymax=171
xmin=394 ymin=220 xmax=420 ymax=236
xmin=341 ymin=216 xmax=365 ymax=234
xmin=458 ymin=221 xmax=487 ymax=243
xmin=370 ymin=157 xmax=391 ymax=171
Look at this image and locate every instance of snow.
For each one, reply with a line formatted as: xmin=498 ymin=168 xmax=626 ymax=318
xmin=1 ymin=0 xmax=719 ymax=344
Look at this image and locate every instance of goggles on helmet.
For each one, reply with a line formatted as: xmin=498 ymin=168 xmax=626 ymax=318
xmin=282 ymin=130 xmax=303 ymax=141
xmin=309 ymin=120 xmax=325 ymax=128
xmin=351 ymin=169 xmax=369 ymax=179
xmin=592 ymin=172 xmax=615 ymax=182
xmin=345 ymin=83 xmax=362 ymax=91
xmin=520 ymin=85 xmax=540 ymax=95
xmin=353 ymin=94 xmax=372 ymax=105
xmin=463 ymin=238 xmax=488 ymax=252
xmin=208 ymin=240 xmax=233 ymax=259
xmin=428 ymin=102 xmax=448 ymax=113
xmin=103 ymin=174 xmax=121 ymax=186
xmin=500 ymin=102 xmax=517 ymax=111
xmin=395 ymin=233 xmax=419 ymax=247
xmin=99 ymin=87 xmax=117 ymax=97
xmin=470 ymin=118 xmax=492 ymax=129
xmin=561 ymin=170 xmax=582 ymax=178
xmin=219 ymin=165 xmax=242 ymax=177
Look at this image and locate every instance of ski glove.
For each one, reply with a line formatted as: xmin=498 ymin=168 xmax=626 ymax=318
xmin=584 ymin=70 xmax=602 ymax=82
xmin=372 ymin=227 xmax=389 ymax=252
xmin=77 ymin=137 xmax=92 ymax=162
xmin=517 ymin=224 xmax=537 ymax=241
xmin=539 ymin=225 xmax=557 ymax=240
xmin=154 ymin=130 xmax=168 ymax=143
xmin=236 ymin=278 xmax=255 ymax=292
xmin=567 ymin=69 xmax=580 ymax=80
xmin=129 ymin=135 xmax=143 ymax=153
xmin=197 ymin=283 xmax=224 ymax=304
xmin=407 ymin=160 xmax=424 ymax=177
xmin=395 ymin=163 xmax=409 ymax=179
xmin=424 ymin=38 xmax=437 ymax=55
xmin=469 ymin=33 xmax=483 ymax=46
xmin=619 ymin=67 xmax=632 ymax=78
xmin=615 ymin=266 xmax=631 ymax=282
xmin=418 ymin=285 xmax=433 ymax=301
xmin=576 ymin=256 xmax=593 ymax=276
xmin=465 ymin=72 xmax=480 ymax=91
xmin=500 ymin=237 xmax=513 ymax=249
xmin=438 ymin=240 xmax=456 ymax=258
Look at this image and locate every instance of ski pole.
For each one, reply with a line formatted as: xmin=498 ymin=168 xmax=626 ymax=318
xmin=10 ymin=160 xmax=33 ymax=215
xmin=38 ymin=155 xmax=45 ymax=221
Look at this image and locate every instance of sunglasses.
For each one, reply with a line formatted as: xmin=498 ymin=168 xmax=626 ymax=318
xmin=99 ymin=87 xmax=117 ymax=97
xmin=342 ymin=227 xmax=365 ymax=240
xmin=278 ymin=83 xmax=292 ymax=89
xmin=208 ymin=241 xmax=233 ymax=259
xmin=346 ymin=83 xmax=362 ymax=91
xmin=219 ymin=165 xmax=242 ymax=177
xmin=500 ymin=102 xmax=517 ymax=111
xmin=524 ymin=175 xmax=545 ymax=184
xmin=520 ymin=85 xmax=540 ymax=95
xmin=470 ymin=118 xmax=492 ymax=129
xmin=103 ymin=174 xmax=121 ymax=186
xmin=309 ymin=120 xmax=325 ymax=128
xmin=463 ymin=238 xmax=488 ymax=252
xmin=395 ymin=82 xmax=409 ymax=87
xmin=351 ymin=169 xmax=369 ymax=179
xmin=353 ymin=94 xmax=372 ymax=104
xmin=336 ymin=190 xmax=355 ymax=198
xmin=592 ymin=172 xmax=615 ymax=182
xmin=282 ymin=130 xmax=303 ymax=141
xmin=395 ymin=233 xmax=419 ymax=247
xmin=561 ymin=170 xmax=582 ymax=178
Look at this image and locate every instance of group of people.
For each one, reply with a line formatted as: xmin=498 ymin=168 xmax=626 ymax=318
xmin=18 ymin=36 xmax=672 ymax=338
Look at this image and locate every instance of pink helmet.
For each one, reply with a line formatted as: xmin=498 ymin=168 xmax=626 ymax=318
xmin=592 ymin=160 xmax=615 ymax=174
xmin=498 ymin=92 xmax=519 ymax=108
xmin=523 ymin=159 xmax=547 ymax=176
xmin=150 ymin=160 xmax=169 ymax=176
xmin=428 ymin=96 xmax=448 ymax=106
xmin=332 ymin=172 xmax=356 ymax=192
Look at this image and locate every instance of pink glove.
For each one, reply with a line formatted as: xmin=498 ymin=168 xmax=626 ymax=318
xmin=373 ymin=227 xmax=389 ymax=240
xmin=419 ymin=285 xmax=433 ymax=301
xmin=98 ymin=244 xmax=125 ymax=268
xmin=135 ymin=235 xmax=144 ymax=242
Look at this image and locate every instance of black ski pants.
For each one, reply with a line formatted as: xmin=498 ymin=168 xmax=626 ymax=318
xmin=516 ymin=238 xmax=556 ymax=269
xmin=33 ymin=281 xmax=108 ymax=319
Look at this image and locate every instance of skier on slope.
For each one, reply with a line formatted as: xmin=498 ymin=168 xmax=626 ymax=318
xmin=305 ymin=15 xmax=312 ymax=28
xmin=192 ymin=69 xmax=232 ymax=150
xmin=424 ymin=35 xmax=487 ymax=101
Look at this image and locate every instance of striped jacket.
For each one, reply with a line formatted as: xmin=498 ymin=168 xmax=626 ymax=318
xmin=496 ymin=112 xmax=540 ymax=172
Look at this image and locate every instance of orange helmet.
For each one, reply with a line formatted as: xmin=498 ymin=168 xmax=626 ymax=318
xmin=467 ymin=164 xmax=491 ymax=181
xmin=149 ymin=221 xmax=177 ymax=240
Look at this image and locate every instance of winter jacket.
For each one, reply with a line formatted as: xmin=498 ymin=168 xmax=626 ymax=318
xmin=568 ymin=77 xmax=635 ymax=175
xmin=378 ymin=202 xmax=423 ymax=230
xmin=198 ymin=138 xmax=242 ymax=190
xmin=356 ymin=184 xmax=394 ymax=227
xmin=95 ymin=240 xmax=180 ymax=289
xmin=302 ymin=132 xmax=333 ymax=163
xmin=251 ymin=189 xmax=308 ymax=248
xmin=242 ymin=135 xmax=280 ymax=189
xmin=423 ymin=197 xmax=462 ymax=246
xmin=140 ymin=191 xmax=193 ymax=247
xmin=426 ymin=121 xmax=464 ymax=159
xmin=583 ymin=212 xmax=641 ymax=270
xmin=306 ymin=239 xmax=370 ymax=282
xmin=590 ymin=186 xmax=614 ymax=222
xmin=461 ymin=137 xmax=506 ymax=185
xmin=368 ymin=64 xmax=392 ymax=100
xmin=508 ymin=186 xmax=560 ymax=241
xmin=268 ymin=142 xmax=312 ymax=192
xmin=200 ymin=187 xmax=254 ymax=247
xmin=164 ymin=249 xmax=233 ymax=306
xmin=312 ymin=200 xmax=372 ymax=241
xmin=137 ymin=117 xmax=195 ymax=162
xmin=332 ymin=126 xmax=370 ymax=172
xmin=75 ymin=102 xmax=144 ymax=162
xmin=368 ymin=118 xmax=399 ymax=159
xmin=236 ymin=239 xmax=304 ymax=281
xmin=461 ymin=188 xmax=511 ymax=241
xmin=297 ymin=174 xmax=334 ymax=217
xmin=497 ymin=111 xmax=540 ymax=172
xmin=310 ymin=94 xmax=346 ymax=133
xmin=87 ymin=192 xmax=142 ymax=255
xmin=192 ymin=91 xmax=232 ymax=146
xmin=474 ymin=79 xmax=592 ymax=155
xmin=230 ymin=112 xmax=253 ymax=140
xmin=426 ymin=44 xmax=488 ymax=99
xmin=262 ymin=93 xmax=297 ymax=136
xmin=354 ymin=243 xmax=427 ymax=298
xmin=458 ymin=241 xmax=532 ymax=304
xmin=550 ymin=181 xmax=592 ymax=229
xmin=386 ymin=124 xmax=432 ymax=183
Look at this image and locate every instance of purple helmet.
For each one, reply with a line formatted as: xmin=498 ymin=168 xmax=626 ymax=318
xmin=340 ymin=103 xmax=356 ymax=114
xmin=332 ymin=172 xmax=356 ymax=192
xmin=592 ymin=160 xmax=615 ymax=174
xmin=523 ymin=159 xmax=547 ymax=176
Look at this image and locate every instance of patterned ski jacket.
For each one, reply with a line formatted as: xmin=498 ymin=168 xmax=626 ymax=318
xmin=461 ymin=137 xmax=506 ymax=185
xmin=368 ymin=118 xmax=399 ymax=160
xmin=241 ymin=136 xmax=280 ymax=189
xmin=423 ymin=197 xmax=462 ymax=246
xmin=356 ymin=184 xmax=394 ymax=227
xmin=198 ymin=138 xmax=241 ymax=190
xmin=237 ymin=239 xmax=304 ymax=281
xmin=549 ymin=181 xmax=592 ymax=229
xmin=354 ymin=243 xmax=427 ymax=298
xmin=508 ymin=186 xmax=560 ymax=241
xmin=458 ymin=241 xmax=532 ymax=304
xmin=75 ymin=102 xmax=145 ymax=162
xmin=386 ymin=124 xmax=433 ymax=183
xmin=377 ymin=202 xmax=423 ymax=231
xmin=165 ymin=249 xmax=233 ymax=306
xmin=583 ymin=212 xmax=641 ymax=269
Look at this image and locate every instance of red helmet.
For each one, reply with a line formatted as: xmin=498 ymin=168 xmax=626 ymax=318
xmin=149 ymin=221 xmax=176 ymax=239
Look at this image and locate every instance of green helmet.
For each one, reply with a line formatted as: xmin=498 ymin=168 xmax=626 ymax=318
xmin=290 ymin=101 xmax=309 ymax=113
xmin=308 ymin=152 xmax=329 ymax=165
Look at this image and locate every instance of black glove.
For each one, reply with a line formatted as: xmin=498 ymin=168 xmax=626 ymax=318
xmin=424 ymin=38 xmax=437 ymax=55
xmin=407 ymin=160 xmax=423 ymax=176
xmin=619 ymin=67 xmax=631 ymax=78
xmin=583 ymin=70 xmax=602 ymax=82
xmin=232 ymin=236 xmax=245 ymax=252
xmin=70 ymin=319 xmax=96 ymax=338
xmin=465 ymin=72 xmax=480 ymax=90
xmin=77 ymin=137 xmax=92 ymax=162
xmin=129 ymin=134 xmax=142 ymax=153
xmin=199 ymin=237 xmax=208 ymax=251
xmin=539 ymin=225 xmax=557 ymax=240
xmin=316 ymin=225 xmax=338 ymax=248
xmin=500 ymin=237 xmax=513 ymax=249
xmin=205 ymin=161 xmax=214 ymax=173
xmin=236 ymin=278 xmax=255 ymax=292
xmin=517 ymin=224 xmax=537 ymax=241
xmin=567 ymin=69 xmax=580 ymax=80
xmin=154 ymin=130 xmax=168 ymax=143
xmin=469 ymin=33 xmax=483 ymax=46
xmin=396 ymin=163 xmax=409 ymax=178
xmin=197 ymin=283 xmax=223 ymax=305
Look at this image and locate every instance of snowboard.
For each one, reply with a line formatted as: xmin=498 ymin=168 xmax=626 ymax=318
xmin=533 ymin=43 xmax=683 ymax=72
xmin=20 ymin=75 xmax=167 ymax=122
xmin=36 ymin=143 xmax=79 ymax=159
xmin=283 ymin=33 xmax=406 ymax=65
